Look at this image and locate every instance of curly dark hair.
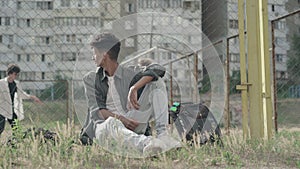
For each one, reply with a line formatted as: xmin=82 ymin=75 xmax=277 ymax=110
xmin=6 ymin=63 xmax=21 ymax=75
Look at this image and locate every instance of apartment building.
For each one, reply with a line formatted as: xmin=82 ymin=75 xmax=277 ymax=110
xmin=269 ymin=0 xmax=290 ymax=81
xmin=0 ymin=0 xmax=55 ymax=94
xmin=202 ymin=0 xmax=290 ymax=81
xmin=0 ymin=0 xmax=137 ymax=95
xmin=286 ymin=0 xmax=300 ymax=35
xmin=0 ymin=0 xmax=17 ymax=79
xmin=131 ymin=0 xmax=202 ymax=102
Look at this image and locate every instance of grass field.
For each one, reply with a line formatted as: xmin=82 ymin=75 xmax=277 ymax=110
xmin=0 ymin=100 xmax=299 ymax=168
xmin=277 ymin=99 xmax=300 ymax=128
xmin=0 ymin=123 xmax=300 ymax=168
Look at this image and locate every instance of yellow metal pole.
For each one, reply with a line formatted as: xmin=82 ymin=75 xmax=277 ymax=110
xmin=237 ymin=0 xmax=249 ymax=139
xmin=246 ymin=0 xmax=264 ymax=139
xmin=259 ymin=0 xmax=273 ymax=140
xmin=244 ymin=0 xmax=273 ymax=140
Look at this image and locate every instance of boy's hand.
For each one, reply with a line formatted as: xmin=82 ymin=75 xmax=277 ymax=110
xmin=119 ymin=116 xmax=139 ymax=131
xmin=127 ymin=86 xmax=140 ymax=110
xmin=31 ymin=95 xmax=42 ymax=104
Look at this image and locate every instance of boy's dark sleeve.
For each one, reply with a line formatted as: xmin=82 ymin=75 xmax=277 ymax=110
xmin=141 ymin=63 xmax=166 ymax=81
xmin=83 ymin=72 xmax=106 ymax=120
xmin=129 ymin=64 xmax=166 ymax=99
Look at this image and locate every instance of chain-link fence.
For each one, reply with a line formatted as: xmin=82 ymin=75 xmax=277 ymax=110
xmin=271 ymin=4 xmax=300 ymax=130
xmin=201 ymin=0 xmax=300 ymax=131
xmin=0 ymin=0 xmax=299 ymax=139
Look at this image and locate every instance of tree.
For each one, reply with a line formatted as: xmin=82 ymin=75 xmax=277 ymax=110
xmin=230 ymin=70 xmax=241 ymax=94
xmin=287 ymin=34 xmax=300 ymax=84
xmin=39 ymin=74 xmax=68 ymax=100
xmin=199 ymin=73 xmax=211 ymax=94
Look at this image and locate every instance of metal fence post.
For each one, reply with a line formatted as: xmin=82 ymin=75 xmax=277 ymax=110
xmin=237 ymin=0 xmax=250 ymax=139
xmin=225 ymin=38 xmax=230 ymax=134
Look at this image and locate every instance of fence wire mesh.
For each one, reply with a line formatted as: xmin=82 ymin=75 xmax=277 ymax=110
xmin=272 ymin=1 xmax=300 ymax=129
xmin=0 ymin=0 xmax=299 ymax=139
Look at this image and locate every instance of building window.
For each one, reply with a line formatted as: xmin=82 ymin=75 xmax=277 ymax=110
xmin=88 ymin=0 xmax=93 ymax=7
xmin=183 ymin=1 xmax=191 ymax=9
xmin=229 ymin=19 xmax=238 ymax=29
xmin=16 ymin=19 xmax=20 ymax=27
xmin=78 ymin=0 xmax=83 ymax=7
xmin=0 ymin=34 xmax=12 ymax=45
xmin=168 ymin=52 xmax=172 ymax=60
xmin=26 ymin=54 xmax=30 ymax=62
xmin=230 ymin=53 xmax=240 ymax=62
xmin=17 ymin=2 xmax=22 ymax=9
xmin=40 ymin=19 xmax=53 ymax=28
xmin=47 ymin=1 xmax=53 ymax=9
xmin=276 ymin=54 xmax=283 ymax=62
xmin=0 ymin=71 xmax=5 ymax=79
xmin=46 ymin=37 xmax=50 ymax=44
xmin=183 ymin=1 xmax=199 ymax=11
xmin=37 ymin=1 xmax=53 ymax=10
xmin=146 ymin=0 xmax=151 ymax=8
xmin=17 ymin=19 xmax=33 ymax=28
xmin=61 ymin=0 xmax=70 ymax=7
xmin=140 ymin=0 xmax=146 ymax=8
xmin=5 ymin=17 xmax=11 ymax=26
xmin=126 ymin=3 xmax=135 ymax=13
xmin=8 ymin=35 xmax=13 ymax=43
xmin=60 ymin=52 xmax=76 ymax=61
xmin=17 ymin=54 xmax=21 ymax=62
xmin=272 ymin=4 xmax=275 ymax=12
xmin=42 ymin=72 xmax=45 ymax=79
xmin=276 ymin=54 xmax=285 ymax=63
xmin=274 ymin=21 xmax=286 ymax=30
xmin=104 ymin=3 xmax=109 ymax=11
xmin=275 ymin=37 xmax=285 ymax=46
xmin=72 ymin=53 xmax=77 ymax=61
xmin=41 ymin=54 xmax=45 ymax=62
xmin=276 ymin=71 xmax=287 ymax=79
xmin=163 ymin=0 xmax=171 ymax=8
xmin=66 ymin=35 xmax=70 ymax=43
xmin=26 ymin=19 xmax=31 ymax=27
xmin=71 ymin=34 xmax=76 ymax=43
xmin=173 ymin=0 xmax=182 ymax=8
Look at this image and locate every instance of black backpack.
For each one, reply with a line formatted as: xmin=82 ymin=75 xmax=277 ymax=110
xmin=6 ymin=127 xmax=58 ymax=146
xmin=169 ymin=102 xmax=223 ymax=146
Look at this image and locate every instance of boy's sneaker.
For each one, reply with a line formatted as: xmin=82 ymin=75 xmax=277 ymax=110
xmin=143 ymin=138 xmax=165 ymax=156
xmin=158 ymin=133 xmax=182 ymax=151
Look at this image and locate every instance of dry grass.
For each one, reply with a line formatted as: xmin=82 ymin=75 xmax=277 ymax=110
xmin=1 ymin=123 xmax=300 ymax=169
xmin=0 ymin=100 xmax=299 ymax=168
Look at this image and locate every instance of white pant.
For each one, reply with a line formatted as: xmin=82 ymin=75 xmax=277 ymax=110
xmin=95 ymin=117 xmax=151 ymax=155
xmin=124 ymin=80 xmax=169 ymax=135
xmin=94 ymin=80 xmax=178 ymax=156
